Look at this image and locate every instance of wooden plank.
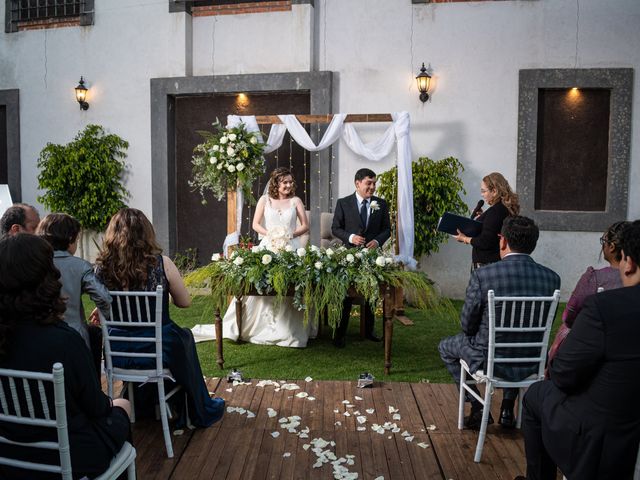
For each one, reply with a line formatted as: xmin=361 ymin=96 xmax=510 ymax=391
xmin=395 ymin=315 xmax=414 ymax=326
xmin=169 ymin=425 xmax=223 ymax=479
xmin=254 ymin=113 xmax=393 ymax=125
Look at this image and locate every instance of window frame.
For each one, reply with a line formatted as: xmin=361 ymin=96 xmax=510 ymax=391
xmin=5 ymin=0 xmax=94 ymax=33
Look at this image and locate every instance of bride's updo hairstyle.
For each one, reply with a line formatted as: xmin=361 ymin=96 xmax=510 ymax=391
xmin=95 ymin=208 xmax=162 ymax=291
xmin=0 ymin=234 xmax=66 ymax=358
xmin=267 ymin=167 xmax=296 ymax=199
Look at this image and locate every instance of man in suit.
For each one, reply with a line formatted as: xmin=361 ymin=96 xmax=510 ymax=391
xmin=516 ymin=220 xmax=640 ymax=480
xmin=331 ymin=168 xmax=391 ymax=348
xmin=439 ymin=216 xmax=560 ymax=429
xmin=0 ymin=203 xmax=40 ymax=238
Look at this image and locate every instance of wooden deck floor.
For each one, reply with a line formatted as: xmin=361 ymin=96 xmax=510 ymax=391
xmin=120 ymin=377 xmax=537 ymax=480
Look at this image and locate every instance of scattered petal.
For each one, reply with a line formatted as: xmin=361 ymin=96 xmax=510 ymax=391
xmin=225 ymin=388 xmax=233 ymax=393
xmin=303 ymin=444 xmax=310 ymax=451
xmin=267 ymin=408 xmax=277 ymax=418
xmin=296 ymin=392 xmax=309 ymax=398
xmin=354 ymin=396 xmax=363 ymax=401
xmin=283 ymin=452 xmax=291 ymax=458
xmin=173 ymin=429 xmax=184 ymax=436
xmin=388 ymin=406 xmax=399 ymax=414
xmin=392 ymin=413 xmax=401 ymax=420
xmin=401 ymin=431 xmax=410 ymax=437
xmin=335 ymin=421 xmax=342 ymax=426
xmin=271 ymin=431 xmax=280 ymax=438
xmin=366 ymin=408 xmax=375 ymax=414
xmin=374 ymin=477 xmax=385 ymax=480
xmin=342 ymin=400 xmax=350 ymax=404
xmin=247 ymin=411 xmax=256 ymax=418
xmin=404 ymin=436 xmax=414 ymax=442
xmin=392 ymin=427 xmax=401 ymax=433
xmin=307 ymin=396 xmax=316 ymax=401
xmin=357 ymin=416 xmax=367 ymax=424
xmin=305 ymin=376 xmax=313 ymax=382
xmin=343 ymin=411 xmax=351 ymax=417
xmin=427 ymin=424 xmax=437 ymax=431
xmin=417 ymin=442 xmax=430 ymax=449
xmin=334 ymin=409 xmax=340 ymax=414
xmin=357 ymin=426 xmax=366 ymax=431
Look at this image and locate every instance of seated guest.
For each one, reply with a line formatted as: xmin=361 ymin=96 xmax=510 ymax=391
xmin=37 ymin=213 xmax=111 ymax=375
xmin=0 ymin=234 xmax=131 ymax=479
xmin=439 ymin=216 xmax=560 ymax=429
xmin=546 ymin=221 xmax=627 ymax=370
xmin=95 ymin=207 xmax=224 ymax=428
xmin=519 ymin=220 xmax=640 ymax=480
xmin=0 ymin=203 xmax=40 ymax=237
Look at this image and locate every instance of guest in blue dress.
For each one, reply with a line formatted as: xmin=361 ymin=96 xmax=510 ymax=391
xmin=95 ymin=208 xmax=224 ymax=428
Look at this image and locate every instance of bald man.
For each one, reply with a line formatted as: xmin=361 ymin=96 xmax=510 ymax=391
xmin=0 ymin=203 xmax=40 ymax=238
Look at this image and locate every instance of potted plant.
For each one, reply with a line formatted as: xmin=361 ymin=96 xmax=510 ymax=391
xmin=377 ymin=156 xmax=468 ymax=260
xmin=37 ymin=124 xmax=129 ymax=259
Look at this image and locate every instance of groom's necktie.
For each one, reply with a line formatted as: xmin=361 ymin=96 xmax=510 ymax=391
xmin=359 ymin=199 xmax=368 ymax=229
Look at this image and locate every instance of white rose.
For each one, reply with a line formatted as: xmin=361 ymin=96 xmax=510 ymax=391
xmin=346 ymin=253 xmax=355 ymax=263
xmin=251 ymin=245 xmax=261 ymax=253
xmin=228 ymin=133 xmax=237 ymax=141
xmin=227 ymin=146 xmax=236 ymax=157
xmin=209 ymin=157 xmax=216 ymax=164
xmin=314 ymin=261 xmax=323 ymax=270
xmin=355 ymin=252 xmax=363 ymax=259
xmin=310 ymin=245 xmax=319 ymax=252
xmin=250 ymin=136 xmax=258 ymax=145
xmin=211 ymin=145 xmax=219 ymax=152
xmin=296 ymin=248 xmax=306 ymax=257
xmin=227 ymin=164 xmax=236 ymax=172
xmin=217 ymin=163 xmax=223 ymax=170
xmin=385 ymin=257 xmax=393 ymax=265
xmin=326 ymin=248 xmax=334 ymax=257
xmin=285 ymin=245 xmax=293 ymax=252
xmin=236 ymin=162 xmax=245 ymax=171
xmin=233 ymin=256 xmax=244 ymax=266
xmin=375 ymin=256 xmax=386 ymax=267
xmin=219 ymin=136 xmax=228 ymax=144
xmin=211 ymin=253 xmax=221 ymax=261
xmin=262 ymin=254 xmax=272 ymax=265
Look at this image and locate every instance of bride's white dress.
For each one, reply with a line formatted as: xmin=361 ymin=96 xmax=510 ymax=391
xmin=191 ymin=197 xmax=316 ymax=348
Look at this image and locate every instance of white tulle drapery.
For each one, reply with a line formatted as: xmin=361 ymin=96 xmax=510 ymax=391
xmin=222 ymin=112 xmax=415 ymax=267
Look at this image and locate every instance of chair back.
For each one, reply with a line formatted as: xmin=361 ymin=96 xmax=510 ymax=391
xmin=0 ymin=363 xmax=72 ymax=479
xmin=486 ymin=289 xmax=561 ymax=381
xmin=100 ymin=286 xmax=165 ymax=375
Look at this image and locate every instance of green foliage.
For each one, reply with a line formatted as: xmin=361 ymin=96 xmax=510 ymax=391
xmin=185 ymin=245 xmax=451 ymax=333
xmin=173 ymin=248 xmax=199 ymax=275
xmin=377 ymin=156 xmax=467 ymax=258
xmin=37 ymin=124 xmax=129 ymax=231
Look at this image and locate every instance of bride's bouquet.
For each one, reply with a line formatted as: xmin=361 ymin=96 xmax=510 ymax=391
xmin=190 ymin=120 xmax=265 ymax=205
xmin=265 ymin=225 xmax=291 ymax=252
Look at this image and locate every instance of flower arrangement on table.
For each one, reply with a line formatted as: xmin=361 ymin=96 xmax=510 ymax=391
xmin=190 ymin=120 xmax=266 ymax=204
xmin=186 ymin=245 xmax=445 ymax=331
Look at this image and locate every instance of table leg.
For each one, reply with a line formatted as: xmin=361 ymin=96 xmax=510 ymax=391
xmin=383 ymin=286 xmax=394 ymax=375
xmin=215 ymin=308 xmax=224 ymax=370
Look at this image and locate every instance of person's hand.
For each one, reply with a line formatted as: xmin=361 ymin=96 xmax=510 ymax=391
xmin=88 ymin=308 xmax=100 ymax=326
xmin=473 ymin=209 xmax=483 ymax=220
xmin=351 ymin=234 xmax=366 ymax=246
xmin=454 ymin=229 xmax=471 ymax=245
xmin=365 ymin=239 xmax=379 ymax=249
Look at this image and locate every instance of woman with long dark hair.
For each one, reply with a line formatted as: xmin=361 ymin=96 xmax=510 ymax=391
xmin=95 ymin=208 xmax=224 ymax=428
xmin=0 ymin=234 xmax=131 ymax=479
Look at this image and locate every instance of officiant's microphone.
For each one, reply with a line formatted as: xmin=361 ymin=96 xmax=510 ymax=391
xmin=470 ymin=200 xmax=484 ymax=219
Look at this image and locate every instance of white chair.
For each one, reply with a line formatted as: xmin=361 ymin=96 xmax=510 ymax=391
xmin=0 ymin=362 xmax=136 ymax=479
xmin=100 ymin=286 xmax=183 ymax=458
xmin=458 ymin=289 xmax=561 ymax=463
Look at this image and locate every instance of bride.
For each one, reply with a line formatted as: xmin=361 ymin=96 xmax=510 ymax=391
xmin=194 ymin=168 xmax=315 ymax=347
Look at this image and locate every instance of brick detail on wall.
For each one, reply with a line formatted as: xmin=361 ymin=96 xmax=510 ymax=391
xmin=412 ymin=0 xmax=510 ymax=3
xmin=17 ymin=16 xmax=81 ymax=31
xmin=192 ymin=1 xmax=292 ymax=17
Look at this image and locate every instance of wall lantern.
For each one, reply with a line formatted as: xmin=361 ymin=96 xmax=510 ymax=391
xmin=416 ymin=63 xmax=432 ymax=103
xmin=75 ymin=76 xmax=89 ymax=110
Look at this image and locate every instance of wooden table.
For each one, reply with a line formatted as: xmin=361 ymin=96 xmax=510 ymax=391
xmin=212 ymin=284 xmax=398 ymax=374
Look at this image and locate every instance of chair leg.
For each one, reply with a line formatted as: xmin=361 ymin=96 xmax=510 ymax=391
xmin=516 ymin=387 xmax=525 ymax=429
xmin=157 ymin=381 xmax=174 ymax=458
xmin=474 ymin=383 xmax=493 ymax=463
xmin=127 ymin=460 xmax=136 ymax=480
xmin=458 ymin=367 xmax=466 ymax=430
xmin=107 ymin=373 xmax=114 ymax=398
xmin=128 ymin=382 xmax=136 ymax=424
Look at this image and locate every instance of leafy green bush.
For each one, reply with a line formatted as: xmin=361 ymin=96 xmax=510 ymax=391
xmin=37 ymin=125 xmax=129 ymax=231
xmin=377 ymin=156 xmax=467 ymax=258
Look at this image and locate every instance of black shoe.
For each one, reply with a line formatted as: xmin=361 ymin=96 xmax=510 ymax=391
xmin=464 ymin=405 xmax=494 ymax=430
xmin=499 ymin=406 xmax=516 ymax=428
xmin=365 ymin=333 xmax=382 ymax=342
xmin=333 ymin=337 xmax=346 ymax=348
xmin=513 ymin=476 xmax=527 ymax=480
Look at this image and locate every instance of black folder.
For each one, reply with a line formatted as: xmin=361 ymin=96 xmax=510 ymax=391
xmin=437 ymin=212 xmax=483 ymax=237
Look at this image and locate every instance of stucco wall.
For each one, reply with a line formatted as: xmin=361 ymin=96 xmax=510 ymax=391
xmin=1 ymin=0 xmax=639 ymax=298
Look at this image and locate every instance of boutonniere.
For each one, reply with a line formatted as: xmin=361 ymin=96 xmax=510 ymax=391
xmin=369 ymin=200 xmax=380 ymax=212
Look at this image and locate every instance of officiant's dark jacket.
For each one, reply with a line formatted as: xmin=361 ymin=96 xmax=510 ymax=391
xmin=529 ymin=284 xmax=640 ymax=479
xmin=457 ymin=254 xmax=560 ymax=378
xmin=331 ymin=194 xmax=391 ymax=247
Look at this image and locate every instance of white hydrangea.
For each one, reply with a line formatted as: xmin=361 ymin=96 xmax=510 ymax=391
xmin=375 ymin=256 xmax=386 ymax=267
xmin=262 ymin=254 xmax=272 ymax=265
xmin=211 ymin=144 xmax=220 ymax=152
xmin=326 ymin=248 xmax=334 ymax=257
xmin=355 ymin=252 xmax=363 ymax=259
xmin=227 ymin=164 xmax=236 ymax=172
xmin=297 ymin=247 xmax=306 ymax=257
xmin=236 ymin=162 xmax=245 ymax=171
xmin=314 ymin=261 xmax=323 ymax=270
xmin=346 ymin=253 xmax=355 ymax=263
xmin=227 ymin=146 xmax=236 ymax=157
xmin=228 ymin=133 xmax=237 ymax=141
xmin=233 ymin=256 xmax=244 ymax=266
xmin=219 ymin=136 xmax=228 ymax=145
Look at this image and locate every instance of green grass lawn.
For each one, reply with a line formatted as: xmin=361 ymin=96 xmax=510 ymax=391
xmin=164 ymin=296 xmax=565 ymax=383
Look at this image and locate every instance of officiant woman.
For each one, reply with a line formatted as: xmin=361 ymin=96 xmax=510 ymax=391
xmin=454 ymin=172 xmax=519 ymax=269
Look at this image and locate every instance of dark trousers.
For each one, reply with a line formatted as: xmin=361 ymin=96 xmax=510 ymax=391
xmin=335 ymin=297 xmax=375 ymax=339
xmin=522 ymin=381 xmax=559 ymax=480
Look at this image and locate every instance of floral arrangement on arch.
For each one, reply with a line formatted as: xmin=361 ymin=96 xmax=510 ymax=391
xmin=186 ymin=245 xmax=448 ymax=332
xmin=190 ymin=120 xmax=266 ymax=204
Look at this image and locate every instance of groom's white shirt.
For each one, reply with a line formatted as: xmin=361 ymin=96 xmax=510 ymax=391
xmin=348 ymin=192 xmax=371 ymax=245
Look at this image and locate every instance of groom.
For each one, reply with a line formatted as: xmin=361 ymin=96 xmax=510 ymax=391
xmin=331 ymin=168 xmax=391 ymax=348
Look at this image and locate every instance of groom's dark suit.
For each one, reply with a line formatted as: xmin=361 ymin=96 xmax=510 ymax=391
xmin=331 ymin=193 xmax=391 ymax=341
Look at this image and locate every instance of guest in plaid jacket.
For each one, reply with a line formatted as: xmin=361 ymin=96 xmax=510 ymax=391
xmin=438 ymin=216 xmax=560 ymax=429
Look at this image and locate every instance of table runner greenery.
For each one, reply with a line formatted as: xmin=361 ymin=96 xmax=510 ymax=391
xmin=185 ymin=245 xmax=447 ymax=331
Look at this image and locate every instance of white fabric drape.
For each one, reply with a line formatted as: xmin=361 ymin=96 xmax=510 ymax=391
xmin=222 ymin=112 xmax=415 ymax=267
